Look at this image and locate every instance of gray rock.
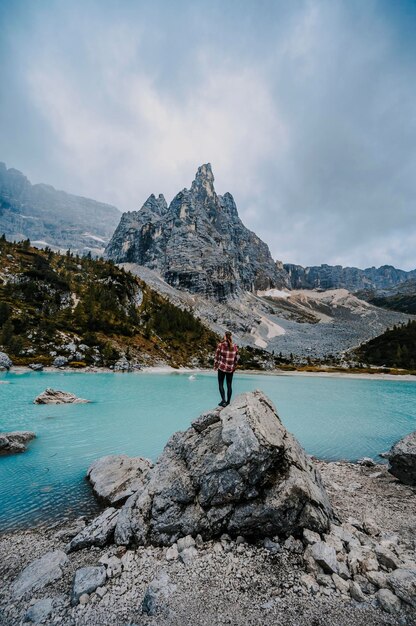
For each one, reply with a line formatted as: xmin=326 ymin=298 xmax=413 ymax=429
xmin=357 ymin=457 xmax=376 ymax=467
xmin=12 ymin=550 xmax=69 ymax=598
xmin=113 ymin=356 xmax=132 ymax=372
xmin=165 ymin=544 xmax=179 ymax=561
xmin=0 ymin=351 xmax=12 ymax=369
xmin=349 ymin=580 xmax=366 ymax=602
xmin=375 ymin=545 xmax=400 ymax=570
xmin=387 ymin=568 xmax=416 ymax=607
xmin=114 ymin=391 xmax=333 ymax=546
xmin=34 ymin=388 xmax=90 ymax=404
xmin=87 ymin=455 xmax=152 ymax=505
xmin=300 ymin=574 xmax=320 ymax=595
xmin=366 ymin=570 xmax=388 ymax=589
xmin=71 ymin=566 xmax=107 ymax=606
xmin=141 ymin=571 xmax=175 ymax=616
xmin=105 ymin=164 xmax=290 ymax=302
xmin=53 ymin=356 xmax=68 ymax=368
xmin=263 ymin=538 xmax=281 ymax=554
xmin=377 ymin=588 xmax=401 ymax=614
xmin=24 ymin=597 xmax=53 ymax=623
xmin=387 ymin=431 xmax=416 ymax=486
xmin=310 ymin=542 xmax=338 ymax=575
xmin=191 ymin=410 xmax=221 ymax=433
xmin=66 ymin=508 xmax=119 ymax=552
xmin=0 ymin=431 xmax=36 ymax=454
xmin=332 ymin=574 xmax=350 ymax=595
xmin=28 ymin=363 xmax=44 ymax=371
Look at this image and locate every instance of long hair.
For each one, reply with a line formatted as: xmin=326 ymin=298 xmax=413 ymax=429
xmin=225 ymin=331 xmax=233 ymax=350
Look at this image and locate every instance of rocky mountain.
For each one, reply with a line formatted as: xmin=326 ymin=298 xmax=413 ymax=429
xmin=285 ymin=263 xmax=416 ymax=293
xmin=105 ymin=164 xmax=289 ymax=301
xmin=123 ymin=264 xmax=414 ymax=360
xmin=0 ymin=162 xmax=121 ymax=255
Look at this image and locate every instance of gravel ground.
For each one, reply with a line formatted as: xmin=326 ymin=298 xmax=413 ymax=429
xmin=0 ymin=461 xmax=415 ymax=626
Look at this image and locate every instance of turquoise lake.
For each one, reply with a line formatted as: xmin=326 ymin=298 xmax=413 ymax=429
xmin=1 ymin=370 xmax=416 ymax=533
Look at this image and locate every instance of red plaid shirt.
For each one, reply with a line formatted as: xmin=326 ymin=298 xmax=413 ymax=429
xmin=214 ymin=341 xmax=239 ymax=373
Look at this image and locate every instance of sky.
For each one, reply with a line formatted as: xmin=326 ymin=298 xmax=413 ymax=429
xmin=1 ymin=0 xmax=415 ymax=270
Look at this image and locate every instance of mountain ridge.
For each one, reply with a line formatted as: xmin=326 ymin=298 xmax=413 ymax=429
xmin=0 ymin=162 xmax=121 ymax=255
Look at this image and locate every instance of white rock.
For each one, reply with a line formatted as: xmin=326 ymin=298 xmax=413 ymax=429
xmin=165 ymin=545 xmax=179 ymax=561
xmin=366 ymin=570 xmax=388 ymax=589
xmin=179 ymin=546 xmax=198 ymax=565
xmin=177 ymin=535 xmax=196 ymax=552
xmin=79 ymin=593 xmax=89 ymax=605
xmin=303 ymin=529 xmax=321 ymax=545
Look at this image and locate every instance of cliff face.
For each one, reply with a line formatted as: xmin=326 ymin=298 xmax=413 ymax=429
xmin=105 ymin=164 xmax=289 ymax=301
xmin=0 ymin=162 xmax=120 ymax=255
xmin=284 ymin=263 xmax=416 ymax=293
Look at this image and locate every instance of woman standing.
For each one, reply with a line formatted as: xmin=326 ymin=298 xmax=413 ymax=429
xmin=214 ymin=331 xmax=239 ymax=407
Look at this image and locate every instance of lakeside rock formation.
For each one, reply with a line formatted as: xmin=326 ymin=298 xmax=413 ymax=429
xmin=387 ymin=431 xmax=416 ymax=486
xmin=105 ymin=164 xmax=290 ymax=301
xmin=75 ymin=391 xmax=333 ymax=550
xmin=0 ymin=431 xmax=35 ymax=454
xmin=34 ymin=388 xmax=90 ymax=404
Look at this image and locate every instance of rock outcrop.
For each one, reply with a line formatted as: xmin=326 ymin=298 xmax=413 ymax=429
xmin=387 ymin=431 xmax=416 ymax=486
xmin=34 ymin=388 xmax=90 ymax=404
xmin=87 ymin=455 xmax=152 ymax=505
xmin=105 ymin=164 xmax=290 ymax=301
xmin=0 ymin=161 xmax=120 ymax=255
xmin=0 ymin=431 xmax=36 ymax=454
xmin=112 ymin=391 xmax=332 ymax=546
xmin=0 ymin=351 xmax=12 ymax=370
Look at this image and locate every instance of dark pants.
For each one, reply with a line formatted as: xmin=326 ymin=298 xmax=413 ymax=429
xmin=218 ymin=369 xmax=234 ymax=404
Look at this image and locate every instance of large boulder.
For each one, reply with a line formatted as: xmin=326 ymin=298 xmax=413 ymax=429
xmin=114 ymin=391 xmax=333 ymax=546
xmin=0 ymin=351 xmax=12 ymax=370
xmin=87 ymin=455 xmax=152 ymax=505
xmin=0 ymin=431 xmax=36 ymax=454
xmin=34 ymin=388 xmax=90 ymax=404
xmin=387 ymin=431 xmax=416 ymax=486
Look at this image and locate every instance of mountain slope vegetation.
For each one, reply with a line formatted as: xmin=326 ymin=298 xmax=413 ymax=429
xmin=354 ymin=319 xmax=416 ymax=369
xmin=0 ymin=237 xmax=272 ymax=369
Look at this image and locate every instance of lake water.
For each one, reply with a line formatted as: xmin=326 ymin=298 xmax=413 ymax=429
xmin=1 ymin=370 xmax=415 ymax=533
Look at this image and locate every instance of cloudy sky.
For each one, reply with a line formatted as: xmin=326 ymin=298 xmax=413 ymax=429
xmin=1 ymin=0 xmax=415 ymax=269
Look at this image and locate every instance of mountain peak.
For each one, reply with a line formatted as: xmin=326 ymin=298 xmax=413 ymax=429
xmin=191 ymin=163 xmax=215 ymax=198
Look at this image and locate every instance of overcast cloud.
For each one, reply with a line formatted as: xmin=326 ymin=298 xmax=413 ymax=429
xmin=0 ymin=0 xmax=415 ymax=269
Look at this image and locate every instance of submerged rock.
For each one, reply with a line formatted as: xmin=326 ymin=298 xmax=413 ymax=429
xmin=114 ymin=390 xmax=333 ymax=546
xmin=87 ymin=455 xmax=152 ymax=505
xmin=387 ymin=431 xmax=416 ymax=486
xmin=34 ymin=388 xmax=90 ymax=404
xmin=0 ymin=431 xmax=35 ymax=454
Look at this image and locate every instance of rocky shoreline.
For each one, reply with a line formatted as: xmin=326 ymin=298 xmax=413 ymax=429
xmin=1 ymin=391 xmax=415 ymax=626
xmin=0 ymin=461 xmax=415 ymax=626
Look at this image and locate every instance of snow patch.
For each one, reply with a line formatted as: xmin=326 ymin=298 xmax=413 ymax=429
xmin=257 ymin=289 xmax=291 ymax=299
